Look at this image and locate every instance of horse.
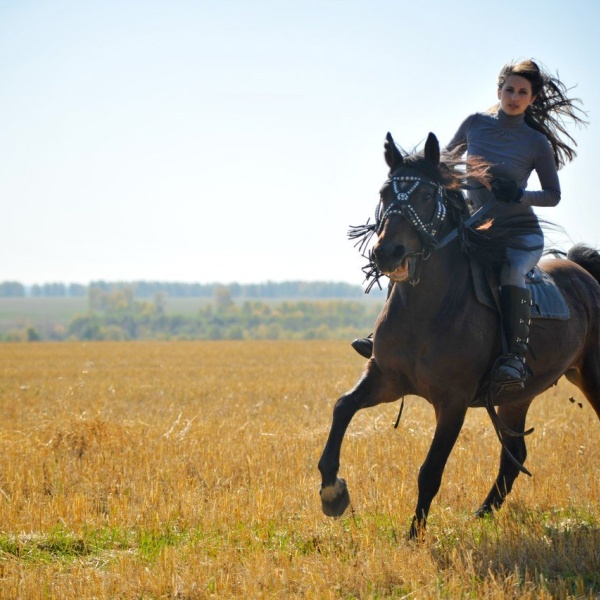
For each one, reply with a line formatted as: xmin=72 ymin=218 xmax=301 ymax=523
xmin=318 ymin=132 xmax=600 ymax=539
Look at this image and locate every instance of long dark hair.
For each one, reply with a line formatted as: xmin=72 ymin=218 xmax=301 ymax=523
xmin=496 ymin=59 xmax=587 ymax=169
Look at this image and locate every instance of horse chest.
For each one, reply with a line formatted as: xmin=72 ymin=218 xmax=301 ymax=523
xmin=375 ymin=317 xmax=493 ymax=396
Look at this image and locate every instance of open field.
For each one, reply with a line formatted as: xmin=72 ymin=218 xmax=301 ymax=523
xmin=0 ymin=341 xmax=599 ymax=598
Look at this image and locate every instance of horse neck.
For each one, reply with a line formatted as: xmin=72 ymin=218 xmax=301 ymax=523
xmin=393 ymin=236 xmax=471 ymax=313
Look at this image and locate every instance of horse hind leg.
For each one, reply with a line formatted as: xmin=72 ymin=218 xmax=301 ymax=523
xmin=409 ymin=399 xmax=468 ymax=539
xmin=476 ymin=401 xmax=531 ymax=517
xmin=478 ymin=350 xmax=600 ymax=517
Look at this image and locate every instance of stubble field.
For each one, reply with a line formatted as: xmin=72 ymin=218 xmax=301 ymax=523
xmin=0 ymin=341 xmax=599 ymax=599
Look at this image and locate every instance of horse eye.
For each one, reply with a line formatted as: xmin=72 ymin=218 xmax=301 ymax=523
xmin=422 ymin=192 xmax=433 ymax=201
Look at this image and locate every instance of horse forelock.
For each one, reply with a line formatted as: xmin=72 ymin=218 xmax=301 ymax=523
xmin=400 ymin=154 xmax=442 ymax=183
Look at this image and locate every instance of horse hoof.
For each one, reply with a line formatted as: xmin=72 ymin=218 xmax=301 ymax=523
xmin=408 ymin=521 xmax=426 ymax=542
xmin=320 ymin=478 xmax=350 ymax=517
xmin=475 ymin=504 xmax=493 ymax=519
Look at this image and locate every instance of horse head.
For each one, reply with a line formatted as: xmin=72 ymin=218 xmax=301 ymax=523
xmin=371 ymin=132 xmax=448 ymax=284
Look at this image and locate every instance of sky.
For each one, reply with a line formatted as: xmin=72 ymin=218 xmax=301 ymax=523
xmin=1 ymin=0 xmax=599 ymax=286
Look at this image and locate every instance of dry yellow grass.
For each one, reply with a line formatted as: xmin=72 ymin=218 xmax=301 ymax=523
xmin=0 ymin=341 xmax=599 ymax=599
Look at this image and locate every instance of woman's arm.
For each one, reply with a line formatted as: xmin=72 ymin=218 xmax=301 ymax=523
xmin=521 ymin=138 xmax=561 ymax=207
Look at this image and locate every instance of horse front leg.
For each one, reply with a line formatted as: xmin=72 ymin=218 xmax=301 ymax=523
xmin=476 ymin=401 xmax=531 ymax=517
xmin=318 ymin=361 xmax=398 ymax=517
xmin=410 ymin=398 xmax=468 ymax=539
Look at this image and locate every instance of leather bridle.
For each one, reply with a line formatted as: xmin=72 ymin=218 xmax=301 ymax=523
xmin=377 ymin=174 xmax=447 ymax=250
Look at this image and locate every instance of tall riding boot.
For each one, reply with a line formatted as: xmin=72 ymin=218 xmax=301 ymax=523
xmin=351 ymin=282 xmax=394 ymax=358
xmin=493 ymin=285 xmax=532 ymax=387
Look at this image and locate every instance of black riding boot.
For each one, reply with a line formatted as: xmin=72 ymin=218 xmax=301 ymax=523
xmin=493 ymin=285 xmax=531 ymax=388
xmin=351 ymin=283 xmax=394 ymax=358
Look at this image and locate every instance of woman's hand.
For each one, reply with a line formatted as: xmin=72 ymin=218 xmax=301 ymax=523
xmin=491 ymin=178 xmax=523 ymax=203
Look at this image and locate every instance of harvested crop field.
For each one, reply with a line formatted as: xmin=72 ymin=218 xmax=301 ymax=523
xmin=0 ymin=341 xmax=599 ymax=598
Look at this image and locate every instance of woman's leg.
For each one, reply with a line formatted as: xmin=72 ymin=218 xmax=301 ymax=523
xmin=499 ymin=236 xmax=544 ymax=288
xmin=494 ymin=234 xmax=544 ymax=387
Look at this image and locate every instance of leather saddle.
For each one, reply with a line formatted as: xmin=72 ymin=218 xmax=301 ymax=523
xmin=470 ymin=258 xmax=570 ymax=320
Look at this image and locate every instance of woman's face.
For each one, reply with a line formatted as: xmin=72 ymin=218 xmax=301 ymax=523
xmin=498 ymin=75 xmax=536 ymax=116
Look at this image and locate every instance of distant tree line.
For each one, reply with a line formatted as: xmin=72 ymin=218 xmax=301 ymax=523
xmin=0 ymin=282 xmax=87 ymax=297
xmin=0 ymin=282 xmax=26 ymax=297
xmin=1 ymin=284 xmax=383 ymax=342
xmin=0 ymin=280 xmax=376 ymax=299
xmin=68 ymin=287 xmax=380 ymax=341
xmin=78 ymin=285 xmax=381 ymax=341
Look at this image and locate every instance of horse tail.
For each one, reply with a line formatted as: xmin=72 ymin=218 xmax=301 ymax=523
xmin=567 ymin=244 xmax=600 ymax=284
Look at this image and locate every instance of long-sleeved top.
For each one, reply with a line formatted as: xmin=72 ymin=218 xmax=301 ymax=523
xmin=446 ymin=109 xmax=561 ymax=221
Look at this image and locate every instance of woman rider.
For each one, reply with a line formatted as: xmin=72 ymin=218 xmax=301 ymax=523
xmin=352 ymin=59 xmax=586 ymax=388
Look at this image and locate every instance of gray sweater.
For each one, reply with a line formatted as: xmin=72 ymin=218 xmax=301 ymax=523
xmin=447 ymin=109 xmax=561 ymax=218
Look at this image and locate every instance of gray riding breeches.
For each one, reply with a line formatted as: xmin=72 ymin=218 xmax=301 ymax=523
xmin=499 ymin=233 xmax=544 ymax=288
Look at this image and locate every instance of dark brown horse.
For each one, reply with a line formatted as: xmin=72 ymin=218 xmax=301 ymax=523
xmin=318 ymin=132 xmax=600 ymax=539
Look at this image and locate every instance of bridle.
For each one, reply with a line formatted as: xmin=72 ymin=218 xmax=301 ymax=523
xmin=349 ymin=170 xmax=494 ymax=290
xmin=373 ymin=174 xmax=448 ymax=286
xmin=377 ymin=174 xmax=447 ymax=250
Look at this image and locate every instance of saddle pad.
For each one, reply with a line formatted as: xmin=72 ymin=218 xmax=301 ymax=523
xmin=471 ymin=262 xmax=570 ymax=320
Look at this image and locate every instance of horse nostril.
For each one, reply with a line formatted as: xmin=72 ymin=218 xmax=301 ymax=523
xmin=374 ymin=244 xmax=405 ymax=260
xmin=392 ymin=245 xmax=405 ymax=259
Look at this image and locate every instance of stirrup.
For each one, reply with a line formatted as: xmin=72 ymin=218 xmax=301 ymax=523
xmin=492 ymin=354 xmax=526 ymax=389
xmin=351 ymin=336 xmax=373 ymax=359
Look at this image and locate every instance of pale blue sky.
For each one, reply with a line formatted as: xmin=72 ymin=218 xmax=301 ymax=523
xmin=1 ymin=0 xmax=598 ymax=285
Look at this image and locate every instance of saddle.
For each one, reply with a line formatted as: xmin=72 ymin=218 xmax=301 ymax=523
xmin=470 ymin=258 xmax=570 ymax=320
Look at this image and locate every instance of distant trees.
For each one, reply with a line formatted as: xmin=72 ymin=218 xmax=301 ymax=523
xmin=0 ymin=282 xmax=87 ymax=297
xmin=30 ymin=283 xmax=87 ymax=297
xmin=0 ymin=280 xmax=386 ymax=342
xmin=60 ymin=286 xmax=381 ymax=342
xmin=85 ymin=280 xmax=368 ymax=299
xmin=0 ymin=280 xmax=378 ymax=299
xmin=0 ymin=282 xmax=25 ymax=297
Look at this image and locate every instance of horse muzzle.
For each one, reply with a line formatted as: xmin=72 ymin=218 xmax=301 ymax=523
xmin=382 ymin=256 xmax=412 ymax=282
xmin=372 ymin=244 xmax=411 ymax=281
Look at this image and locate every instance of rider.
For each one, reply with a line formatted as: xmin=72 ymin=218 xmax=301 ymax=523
xmin=352 ymin=59 xmax=586 ymax=387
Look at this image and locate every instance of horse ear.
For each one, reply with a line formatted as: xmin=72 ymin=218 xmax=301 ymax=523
xmin=424 ymin=132 xmax=440 ymax=165
xmin=384 ymin=132 xmax=403 ymax=172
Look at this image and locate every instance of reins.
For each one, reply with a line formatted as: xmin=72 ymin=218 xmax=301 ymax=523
xmin=435 ymin=195 xmax=498 ymax=249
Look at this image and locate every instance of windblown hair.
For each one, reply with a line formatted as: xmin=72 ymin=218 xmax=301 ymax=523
xmin=406 ymin=145 xmax=492 ymax=195
xmin=496 ymin=59 xmax=588 ymax=169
